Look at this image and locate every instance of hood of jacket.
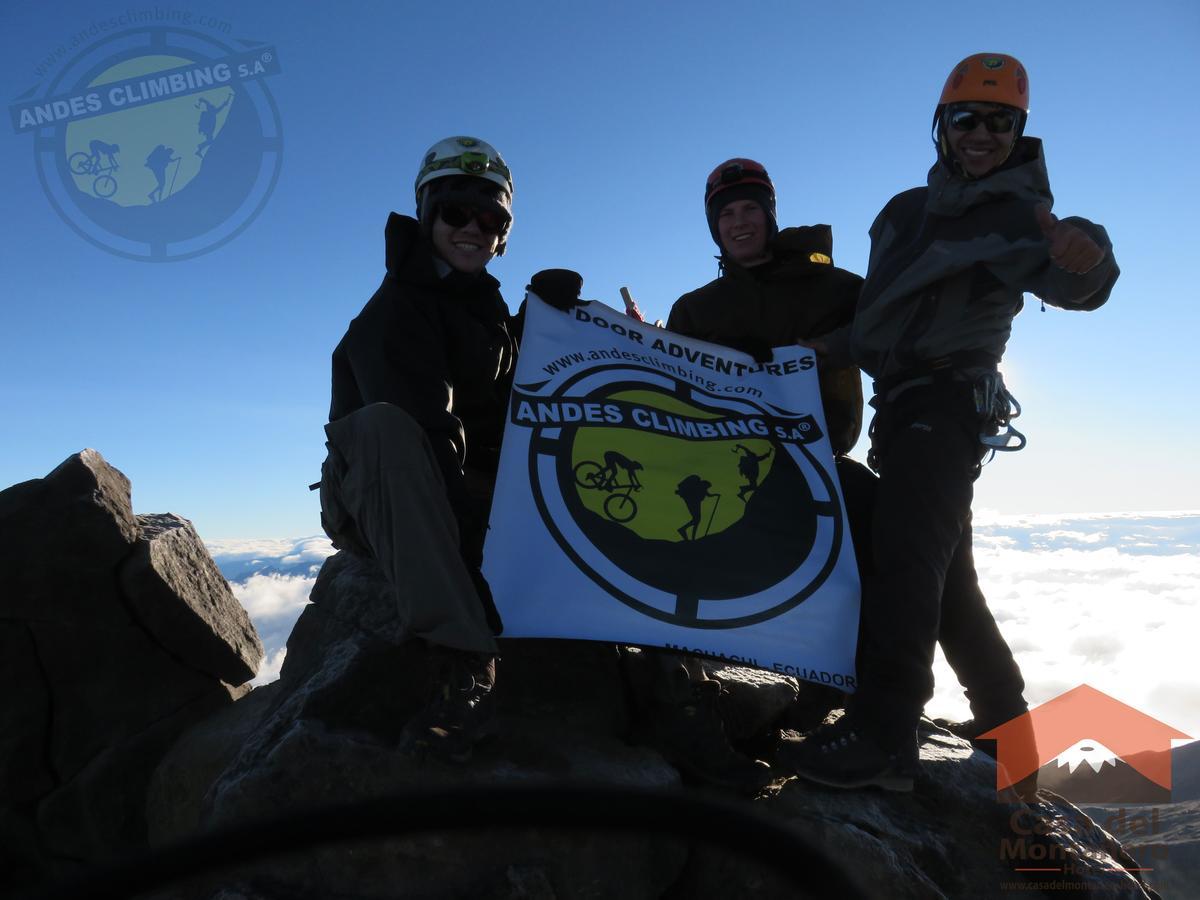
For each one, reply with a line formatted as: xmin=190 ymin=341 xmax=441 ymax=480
xmin=718 ymin=224 xmax=837 ymax=280
xmin=383 ymin=212 xmax=502 ymax=301
xmin=926 ymin=137 xmax=1053 ymax=217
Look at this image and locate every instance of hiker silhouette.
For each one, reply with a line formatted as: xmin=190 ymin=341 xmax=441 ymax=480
xmin=88 ymin=139 xmax=120 ymax=171
xmin=195 ymin=92 xmax=233 ymax=158
xmin=596 ymin=450 xmax=643 ymax=491
xmin=144 ymin=144 xmax=180 ymax=203
xmin=675 ymin=474 xmax=717 ymax=541
xmin=733 ymin=443 xmax=773 ymax=501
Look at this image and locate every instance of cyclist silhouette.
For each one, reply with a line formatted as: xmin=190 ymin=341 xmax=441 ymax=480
xmin=733 ymin=443 xmax=773 ymax=501
xmin=145 ymin=144 xmax=180 ymax=203
xmin=195 ymin=92 xmax=233 ymax=158
xmin=88 ymin=140 xmax=120 ymax=171
xmin=676 ymin=474 xmax=717 ymax=541
xmin=595 ymin=450 xmax=643 ymax=491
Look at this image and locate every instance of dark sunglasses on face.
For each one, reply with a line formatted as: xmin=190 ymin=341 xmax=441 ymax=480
xmin=946 ymin=106 xmax=1018 ymax=134
xmin=439 ymin=203 xmax=508 ymax=235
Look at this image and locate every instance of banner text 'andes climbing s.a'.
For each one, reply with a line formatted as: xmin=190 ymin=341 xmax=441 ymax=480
xmin=483 ymin=296 xmax=860 ymax=689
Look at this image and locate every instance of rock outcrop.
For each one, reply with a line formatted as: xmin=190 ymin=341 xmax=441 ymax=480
xmin=140 ymin=551 xmax=1162 ymax=899
xmin=2 ymin=452 xmax=1172 ymax=898
xmin=0 ymin=450 xmax=263 ymax=890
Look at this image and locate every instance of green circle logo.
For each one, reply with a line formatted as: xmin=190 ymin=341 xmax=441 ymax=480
xmin=14 ymin=25 xmax=282 ymax=261
xmin=523 ymin=366 xmax=844 ymax=629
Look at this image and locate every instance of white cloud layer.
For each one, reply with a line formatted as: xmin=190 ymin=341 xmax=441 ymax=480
xmin=220 ymin=517 xmax=1199 ymax=748
xmin=231 ymin=572 xmax=316 ymax=620
xmin=252 ymin=647 xmax=288 ymax=686
xmin=929 ymin=512 xmax=1200 ymax=746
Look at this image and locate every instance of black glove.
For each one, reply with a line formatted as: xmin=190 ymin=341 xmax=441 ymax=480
xmin=528 ymin=268 xmax=584 ymax=312
xmin=720 ymin=334 xmax=774 ymax=364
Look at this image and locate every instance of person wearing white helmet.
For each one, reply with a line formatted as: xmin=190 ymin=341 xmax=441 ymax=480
xmin=318 ymin=136 xmax=519 ymax=762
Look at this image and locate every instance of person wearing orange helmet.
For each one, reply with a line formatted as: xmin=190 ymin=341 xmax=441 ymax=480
xmin=779 ymin=54 xmax=1119 ymax=794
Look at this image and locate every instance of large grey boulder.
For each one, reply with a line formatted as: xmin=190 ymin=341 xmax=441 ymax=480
xmin=0 ymin=451 xmax=262 ymax=891
xmin=1 ymin=449 xmax=139 ymax=625
xmin=121 ymin=512 xmax=262 ymax=684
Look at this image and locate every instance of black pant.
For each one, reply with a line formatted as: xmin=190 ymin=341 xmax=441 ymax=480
xmin=835 ymin=455 xmax=877 ymax=577
xmin=852 ymin=382 xmax=1026 ymax=745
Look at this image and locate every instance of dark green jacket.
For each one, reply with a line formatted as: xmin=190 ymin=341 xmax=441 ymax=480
xmin=667 ymin=226 xmax=865 ymax=453
xmin=852 ymin=137 xmax=1119 ymax=382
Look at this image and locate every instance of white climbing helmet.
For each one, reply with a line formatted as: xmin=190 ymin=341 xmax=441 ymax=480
xmin=414 ymin=136 xmax=513 ymax=203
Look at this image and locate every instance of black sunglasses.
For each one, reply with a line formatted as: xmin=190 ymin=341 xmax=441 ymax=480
xmin=439 ymin=204 xmax=508 ymax=235
xmin=946 ymin=107 xmax=1018 ymax=134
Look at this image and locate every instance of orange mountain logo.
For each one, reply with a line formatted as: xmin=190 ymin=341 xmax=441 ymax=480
xmin=980 ymin=684 xmax=1191 ymax=802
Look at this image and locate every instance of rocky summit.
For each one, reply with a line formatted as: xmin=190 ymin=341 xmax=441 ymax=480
xmin=0 ymin=450 xmax=262 ymax=889
xmin=2 ymin=452 xmax=1170 ymax=899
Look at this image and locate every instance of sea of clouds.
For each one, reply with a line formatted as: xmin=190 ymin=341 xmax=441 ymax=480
xmin=207 ymin=511 xmax=1199 ymax=744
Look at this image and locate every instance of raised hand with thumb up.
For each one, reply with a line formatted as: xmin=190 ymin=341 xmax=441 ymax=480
xmin=1035 ymin=203 xmax=1105 ymax=274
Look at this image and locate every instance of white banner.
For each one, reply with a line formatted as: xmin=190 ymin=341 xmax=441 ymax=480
xmin=483 ymin=296 xmax=860 ymax=690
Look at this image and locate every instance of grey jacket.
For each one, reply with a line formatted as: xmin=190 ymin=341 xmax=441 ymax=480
xmin=850 ymin=137 xmax=1119 ymax=383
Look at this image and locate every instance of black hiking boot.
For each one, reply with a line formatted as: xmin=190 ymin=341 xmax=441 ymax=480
xmin=932 ymin=715 xmax=1030 ymax=761
xmin=933 ymin=717 xmax=997 ymax=754
xmin=643 ymin=680 xmax=774 ymax=794
xmin=933 ymin=716 xmax=1039 ymax=800
xmin=777 ymin=713 xmax=918 ymax=793
xmin=399 ymin=649 xmax=497 ymax=763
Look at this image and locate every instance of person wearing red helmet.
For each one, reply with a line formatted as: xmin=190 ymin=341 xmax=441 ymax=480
xmin=670 ymin=159 xmax=866 ymax=457
xmin=779 ymin=54 xmax=1119 ymax=794
xmin=633 ymin=159 xmax=872 ymax=792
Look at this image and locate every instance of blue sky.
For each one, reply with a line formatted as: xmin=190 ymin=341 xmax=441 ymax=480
xmin=3 ymin=0 xmax=1199 ymax=538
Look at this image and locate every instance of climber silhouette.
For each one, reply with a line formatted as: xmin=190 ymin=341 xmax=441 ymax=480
xmin=144 ymin=144 xmax=180 ymax=203
xmin=595 ymin=450 xmax=644 ymax=491
xmin=676 ymin=474 xmax=717 ymax=541
xmin=195 ymin=91 xmax=233 ymax=158
xmin=733 ymin=443 xmax=773 ymax=501
xmin=88 ymin=139 xmax=120 ymax=171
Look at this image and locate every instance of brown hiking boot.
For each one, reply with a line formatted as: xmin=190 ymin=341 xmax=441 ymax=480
xmin=642 ymin=680 xmax=774 ymax=794
xmin=399 ymin=649 xmax=497 ymax=763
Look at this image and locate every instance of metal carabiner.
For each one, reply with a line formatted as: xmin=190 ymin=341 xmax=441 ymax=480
xmin=976 ymin=376 xmax=1026 ymax=453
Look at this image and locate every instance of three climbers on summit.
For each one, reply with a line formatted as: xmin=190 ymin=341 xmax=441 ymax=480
xmin=317 ymin=52 xmax=1119 ymax=791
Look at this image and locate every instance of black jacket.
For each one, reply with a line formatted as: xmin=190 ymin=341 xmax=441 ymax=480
xmin=329 ymin=213 xmax=517 ymax=521
xmin=667 ymin=226 xmax=865 ymax=453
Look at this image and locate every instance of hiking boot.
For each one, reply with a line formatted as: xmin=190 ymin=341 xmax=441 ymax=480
xmin=399 ymin=649 xmax=497 ymax=763
xmin=934 ymin=717 xmax=1039 ymax=800
xmin=777 ymin=714 xmax=918 ymax=793
xmin=643 ymin=680 xmax=774 ymax=794
xmin=933 ymin=716 xmax=984 ymax=738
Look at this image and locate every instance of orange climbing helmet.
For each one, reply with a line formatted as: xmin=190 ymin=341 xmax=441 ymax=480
xmin=939 ymin=53 xmax=1030 ymax=112
xmin=933 ymin=53 xmax=1031 ymax=175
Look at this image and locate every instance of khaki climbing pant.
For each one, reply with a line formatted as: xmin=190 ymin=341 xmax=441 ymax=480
xmin=320 ymin=402 xmax=498 ymax=655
